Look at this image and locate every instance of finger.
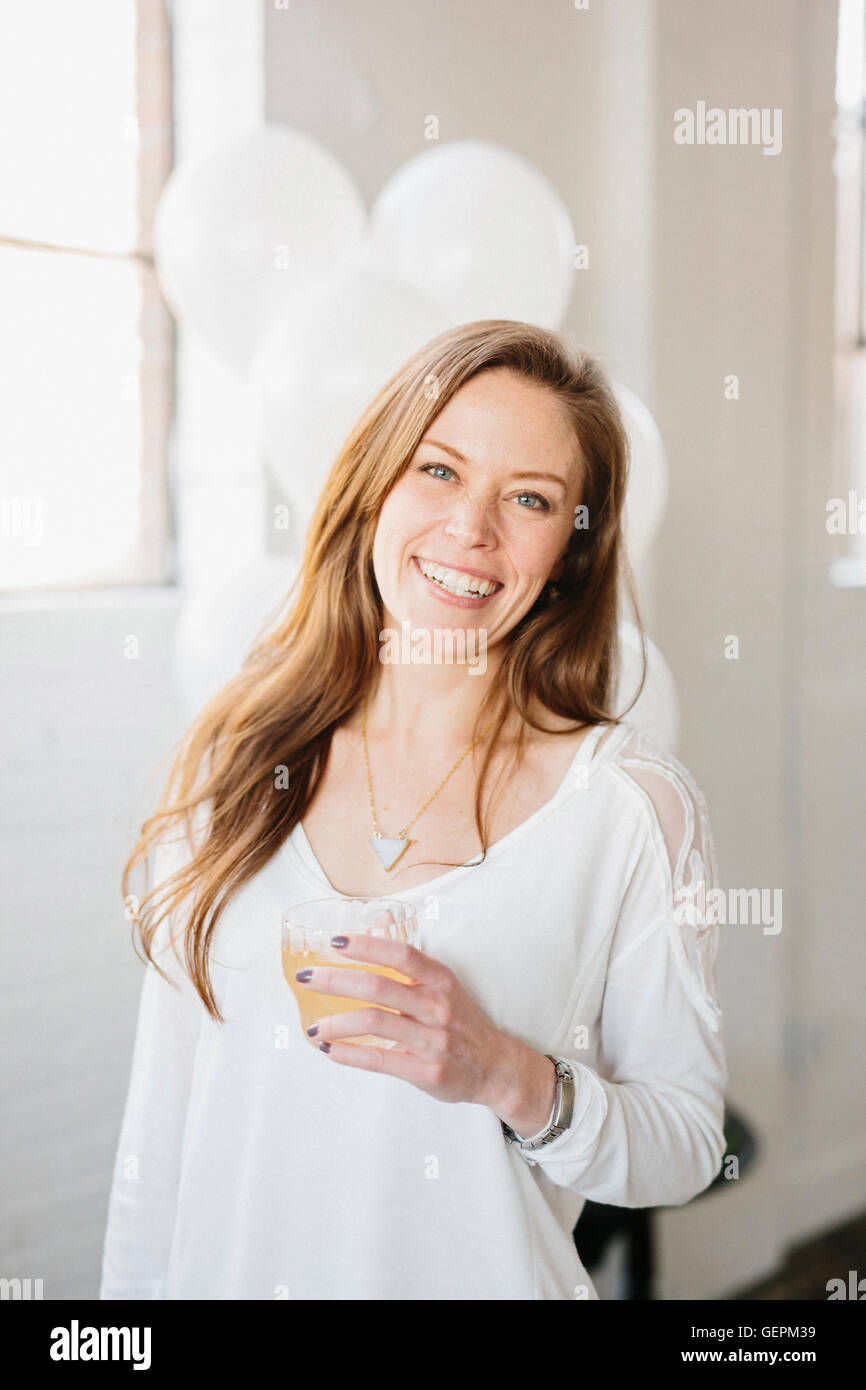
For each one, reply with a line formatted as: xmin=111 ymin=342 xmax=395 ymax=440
xmin=310 ymin=1006 xmax=428 ymax=1051
xmin=326 ymin=932 xmax=447 ymax=986
xmin=317 ymin=1037 xmax=433 ymax=1084
xmin=294 ymin=963 xmax=440 ymax=1025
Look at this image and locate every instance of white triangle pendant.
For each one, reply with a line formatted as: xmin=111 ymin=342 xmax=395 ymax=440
xmin=371 ymin=835 xmax=410 ymax=871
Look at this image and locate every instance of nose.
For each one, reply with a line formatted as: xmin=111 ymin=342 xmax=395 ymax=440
xmin=442 ymin=492 xmax=498 ymax=550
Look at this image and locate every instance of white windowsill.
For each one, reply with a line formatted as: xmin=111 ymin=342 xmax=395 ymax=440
xmin=0 ymin=584 xmax=185 ymax=614
xmin=829 ymin=555 xmax=866 ymax=588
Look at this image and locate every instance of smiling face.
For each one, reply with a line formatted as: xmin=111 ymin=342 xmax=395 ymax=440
xmin=371 ymin=367 xmax=583 ymax=644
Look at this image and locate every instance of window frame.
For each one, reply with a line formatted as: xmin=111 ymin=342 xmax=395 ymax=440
xmin=0 ymin=0 xmax=176 ymax=594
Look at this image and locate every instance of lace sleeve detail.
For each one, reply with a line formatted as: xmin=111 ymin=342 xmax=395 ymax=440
xmin=614 ymin=728 xmax=723 ymax=1032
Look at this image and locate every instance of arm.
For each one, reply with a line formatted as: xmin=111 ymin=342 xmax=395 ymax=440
xmin=99 ymin=833 xmax=205 ymax=1299
xmin=499 ymin=739 xmax=726 ymax=1208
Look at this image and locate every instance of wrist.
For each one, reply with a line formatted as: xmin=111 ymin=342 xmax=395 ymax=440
xmin=489 ymin=1038 xmax=558 ymax=1138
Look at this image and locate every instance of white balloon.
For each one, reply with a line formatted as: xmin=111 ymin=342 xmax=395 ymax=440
xmin=251 ymin=269 xmax=451 ymax=534
xmin=613 ymin=382 xmax=669 ymax=569
xmin=614 ymin=620 xmax=679 ymax=754
xmin=369 ymin=141 xmax=576 ymax=329
xmin=153 ymin=125 xmax=366 ymax=375
xmin=173 ymin=555 xmax=300 ymax=721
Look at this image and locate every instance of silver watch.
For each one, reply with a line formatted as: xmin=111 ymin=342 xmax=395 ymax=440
xmin=500 ymin=1056 xmax=575 ymax=1152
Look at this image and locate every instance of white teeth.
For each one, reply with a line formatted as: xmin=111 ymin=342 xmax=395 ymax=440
xmin=417 ymin=558 xmax=499 ymax=597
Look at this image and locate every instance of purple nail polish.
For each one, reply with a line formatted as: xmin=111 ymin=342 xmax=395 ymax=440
xmin=307 ymin=1024 xmax=319 ymax=1037
xmin=295 ymin=968 xmax=313 ymax=982
xmin=319 ymin=1040 xmax=331 ymax=1053
xmin=330 ymin=935 xmax=348 ymax=948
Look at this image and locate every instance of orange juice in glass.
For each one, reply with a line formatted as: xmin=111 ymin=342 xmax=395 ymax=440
xmin=281 ymin=897 xmax=419 ymax=1048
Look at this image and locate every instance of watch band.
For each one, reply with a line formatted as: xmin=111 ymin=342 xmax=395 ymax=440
xmin=500 ymin=1056 xmax=575 ymax=1152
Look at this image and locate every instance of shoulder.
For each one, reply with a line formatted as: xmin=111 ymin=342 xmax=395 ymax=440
xmin=597 ymin=720 xmax=718 ymax=892
xmin=598 ymin=723 xmax=724 ymax=1032
xmin=152 ymin=797 xmax=211 ymax=873
xmin=602 ymin=720 xmax=712 ymax=807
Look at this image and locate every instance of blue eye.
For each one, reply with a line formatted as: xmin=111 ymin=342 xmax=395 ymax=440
xmin=417 ymin=463 xmax=551 ymax=512
xmin=420 ymin=463 xmax=453 ymax=482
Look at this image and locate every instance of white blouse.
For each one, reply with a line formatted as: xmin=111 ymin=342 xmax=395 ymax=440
xmin=99 ymin=719 xmax=726 ymax=1301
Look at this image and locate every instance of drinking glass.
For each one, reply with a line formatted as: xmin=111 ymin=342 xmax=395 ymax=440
xmin=281 ymin=897 xmax=419 ymax=1049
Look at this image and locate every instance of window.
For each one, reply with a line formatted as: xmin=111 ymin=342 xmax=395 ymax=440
xmin=831 ymin=0 xmax=866 ymax=583
xmin=0 ymin=0 xmax=174 ymax=591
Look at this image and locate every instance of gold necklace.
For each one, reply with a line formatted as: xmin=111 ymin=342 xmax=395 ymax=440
xmin=361 ymin=694 xmax=493 ymax=871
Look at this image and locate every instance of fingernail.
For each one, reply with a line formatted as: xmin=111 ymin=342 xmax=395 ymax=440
xmin=330 ymin=935 xmax=348 ymax=948
xmin=319 ymin=1041 xmax=331 ymax=1053
xmin=307 ymin=1024 xmax=319 ymax=1037
xmin=295 ymin=968 xmax=313 ymax=982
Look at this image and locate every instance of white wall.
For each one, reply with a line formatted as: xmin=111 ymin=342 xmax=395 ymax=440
xmin=652 ymin=0 xmax=866 ymax=1295
xmin=0 ymin=589 xmax=184 ymax=1298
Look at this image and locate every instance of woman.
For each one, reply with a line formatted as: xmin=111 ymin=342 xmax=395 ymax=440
xmin=100 ymin=320 xmax=725 ymax=1301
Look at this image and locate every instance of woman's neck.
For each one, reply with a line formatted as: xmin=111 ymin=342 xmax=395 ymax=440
xmin=359 ymin=651 xmax=509 ymax=757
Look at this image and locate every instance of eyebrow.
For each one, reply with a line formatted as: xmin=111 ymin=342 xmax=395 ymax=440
xmin=420 ymin=438 xmax=569 ymax=492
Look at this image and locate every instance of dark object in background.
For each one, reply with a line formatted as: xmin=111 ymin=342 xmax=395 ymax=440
xmin=573 ymin=1102 xmax=757 ymax=1299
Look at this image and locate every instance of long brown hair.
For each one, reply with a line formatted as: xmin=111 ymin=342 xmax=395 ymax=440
xmin=124 ymin=320 xmax=646 ymax=1020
